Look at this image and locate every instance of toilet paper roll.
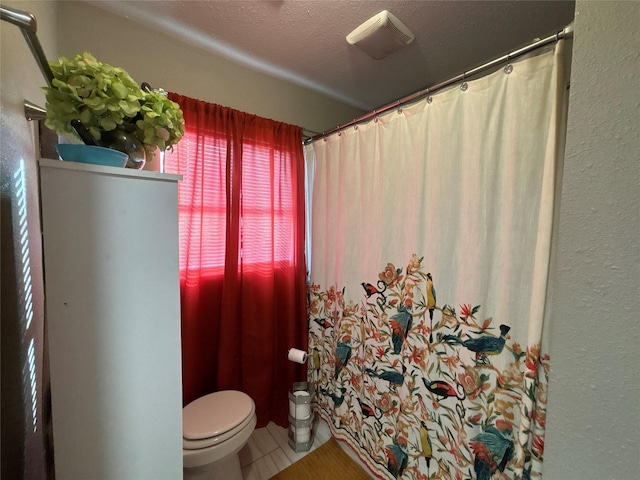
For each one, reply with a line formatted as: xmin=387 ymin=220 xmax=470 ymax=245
xmin=294 ymin=425 xmax=311 ymax=443
xmin=288 ymin=348 xmax=308 ymax=364
xmin=289 ymin=391 xmax=311 ymax=419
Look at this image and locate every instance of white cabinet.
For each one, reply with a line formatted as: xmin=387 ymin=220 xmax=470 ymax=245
xmin=39 ymin=159 xmax=183 ymax=479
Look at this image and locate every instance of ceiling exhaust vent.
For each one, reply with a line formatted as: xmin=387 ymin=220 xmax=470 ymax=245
xmin=346 ymin=10 xmax=415 ymax=60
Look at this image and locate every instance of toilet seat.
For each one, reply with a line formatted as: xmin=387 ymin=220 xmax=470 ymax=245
xmin=183 ymin=390 xmax=255 ymax=450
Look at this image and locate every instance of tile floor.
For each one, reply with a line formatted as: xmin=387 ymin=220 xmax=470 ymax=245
xmin=239 ymin=416 xmax=372 ymax=479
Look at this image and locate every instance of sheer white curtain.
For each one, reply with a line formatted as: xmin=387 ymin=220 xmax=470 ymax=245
xmin=306 ymin=42 xmax=567 ymax=480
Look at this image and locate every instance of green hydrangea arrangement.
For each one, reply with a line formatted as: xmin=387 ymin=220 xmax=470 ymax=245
xmin=136 ymin=88 xmax=185 ymax=153
xmin=43 ymin=51 xmax=184 ymax=154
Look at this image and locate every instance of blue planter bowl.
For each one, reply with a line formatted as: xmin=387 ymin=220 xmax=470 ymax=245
xmin=55 ymin=144 xmax=128 ymax=168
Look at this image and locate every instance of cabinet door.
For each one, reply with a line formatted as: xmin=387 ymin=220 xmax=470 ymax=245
xmin=40 ymin=161 xmax=183 ymax=480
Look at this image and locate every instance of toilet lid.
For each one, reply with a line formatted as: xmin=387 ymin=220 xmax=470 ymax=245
xmin=183 ymin=390 xmax=254 ymax=441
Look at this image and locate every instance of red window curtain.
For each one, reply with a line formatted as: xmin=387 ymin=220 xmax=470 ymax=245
xmin=165 ymin=93 xmax=308 ymax=427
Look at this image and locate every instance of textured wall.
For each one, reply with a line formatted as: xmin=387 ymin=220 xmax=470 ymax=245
xmin=544 ymin=1 xmax=640 ymax=478
xmin=1 ymin=1 xmax=57 ymax=479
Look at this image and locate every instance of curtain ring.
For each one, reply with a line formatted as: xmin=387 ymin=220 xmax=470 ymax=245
xmin=460 ymin=72 xmax=468 ymax=91
xmin=426 ymin=88 xmax=433 ymax=104
xmin=504 ymin=54 xmax=513 ymax=74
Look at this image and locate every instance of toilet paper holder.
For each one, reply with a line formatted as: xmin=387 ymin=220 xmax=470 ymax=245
xmin=287 ymin=382 xmax=315 ymax=452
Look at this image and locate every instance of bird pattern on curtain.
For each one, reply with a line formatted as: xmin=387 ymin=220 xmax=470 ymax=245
xmin=308 ymin=255 xmax=549 ymax=480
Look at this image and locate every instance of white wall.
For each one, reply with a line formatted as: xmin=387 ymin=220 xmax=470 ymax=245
xmin=56 ymin=1 xmax=364 ymax=135
xmin=1 ymin=1 xmax=58 ymax=479
xmin=544 ymin=2 xmax=640 ymax=479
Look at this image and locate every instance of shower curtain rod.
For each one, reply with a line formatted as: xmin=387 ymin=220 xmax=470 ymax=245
xmin=305 ymin=23 xmax=573 ymax=145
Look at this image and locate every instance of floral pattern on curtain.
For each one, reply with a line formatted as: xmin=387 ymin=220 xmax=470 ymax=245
xmin=309 ymin=256 xmax=549 ymax=480
xmin=306 ymin=43 xmax=566 ymax=479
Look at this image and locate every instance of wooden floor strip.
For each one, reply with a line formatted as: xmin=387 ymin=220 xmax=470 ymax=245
xmin=269 ymin=438 xmax=371 ymax=480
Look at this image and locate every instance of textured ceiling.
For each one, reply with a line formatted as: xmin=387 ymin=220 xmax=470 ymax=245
xmin=90 ymin=0 xmax=575 ymax=111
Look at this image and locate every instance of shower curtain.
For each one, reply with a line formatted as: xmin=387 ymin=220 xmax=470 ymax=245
xmin=306 ymin=43 xmax=566 ymax=480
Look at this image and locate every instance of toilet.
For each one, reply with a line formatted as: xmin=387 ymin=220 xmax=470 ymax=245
xmin=183 ymin=390 xmax=257 ymax=480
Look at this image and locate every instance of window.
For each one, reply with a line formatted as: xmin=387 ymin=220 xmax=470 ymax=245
xmin=165 ymin=124 xmax=298 ymax=276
